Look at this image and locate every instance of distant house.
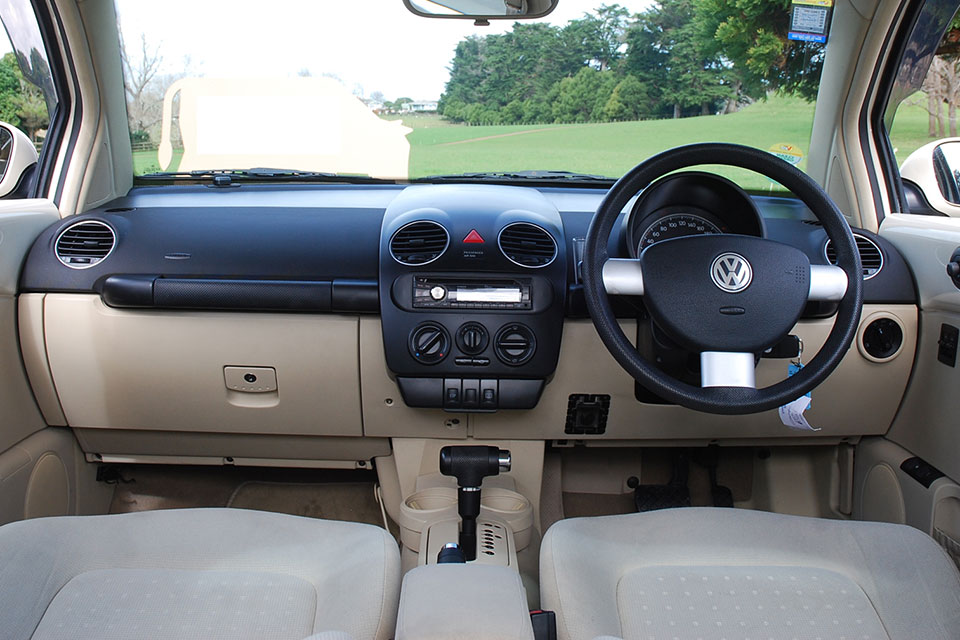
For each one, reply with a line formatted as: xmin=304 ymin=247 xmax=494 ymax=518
xmin=362 ymin=98 xmax=385 ymax=113
xmin=401 ymin=100 xmax=439 ymax=113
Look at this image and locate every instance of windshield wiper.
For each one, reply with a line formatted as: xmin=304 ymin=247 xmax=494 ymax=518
xmin=136 ymin=168 xmax=391 ymax=184
xmin=414 ymin=170 xmax=615 ymax=184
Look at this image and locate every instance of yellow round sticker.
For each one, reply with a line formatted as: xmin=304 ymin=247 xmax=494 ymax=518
xmin=769 ymin=143 xmax=804 ymax=166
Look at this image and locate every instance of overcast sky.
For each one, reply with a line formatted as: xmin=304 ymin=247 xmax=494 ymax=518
xmin=113 ymin=0 xmax=653 ymax=101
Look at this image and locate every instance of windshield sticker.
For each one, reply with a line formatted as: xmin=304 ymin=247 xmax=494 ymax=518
xmin=789 ymin=0 xmax=833 ymax=44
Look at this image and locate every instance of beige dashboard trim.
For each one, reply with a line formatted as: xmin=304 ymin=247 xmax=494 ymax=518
xmin=359 ymin=310 xmax=914 ymax=441
xmin=18 ymin=294 xmax=67 ymax=426
xmin=42 ymin=294 xmax=363 ymax=436
xmin=470 ymin=310 xmax=915 ymax=440
xmin=32 ymin=297 xmax=915 ymax=449
xmin=73 ymin=428 xmax=390 ymax=464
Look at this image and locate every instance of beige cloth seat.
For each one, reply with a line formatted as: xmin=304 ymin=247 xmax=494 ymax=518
xmin=0 ymin=508 xmax=400 ymax=640
xmin=541 ymin=508 xmax=960 ymax=640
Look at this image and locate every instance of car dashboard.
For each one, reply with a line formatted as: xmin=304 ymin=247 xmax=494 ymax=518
xmin=15 ymin=179 xmax=919 ymax=465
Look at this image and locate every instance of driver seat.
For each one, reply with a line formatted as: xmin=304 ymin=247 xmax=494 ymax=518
xmin=541 ymin=508 xmax=960 ymax=639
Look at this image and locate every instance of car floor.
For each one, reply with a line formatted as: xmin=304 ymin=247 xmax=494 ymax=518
xmin=107 ymin=465 xmax=394 ymax=534
xmin=105 ymin=445 xmax=842 ymax=537
xmin=541 ymin=445 xmax=843 ymax=531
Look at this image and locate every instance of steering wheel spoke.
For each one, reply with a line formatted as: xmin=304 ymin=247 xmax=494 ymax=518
xmin=808 ymin=264 xmax=848 ymax=301
xmin=602 ymin=258 xmax=645 ymax=295
xmin=700 ymin=351 xmax=756 ymax=388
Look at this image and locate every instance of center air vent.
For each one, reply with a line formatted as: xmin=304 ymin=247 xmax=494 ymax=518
xmin=390 ymin=221 xmax=449 ymax=266
xmin=824 ymin=234 xmax=883 ymax=279
xmin=494 ymin=323 xmax=536 ymax=366
xmin=55 ymin=220 xmax=116 ymax=269
xmin=499 ymin=222 xmax=557 ymax=268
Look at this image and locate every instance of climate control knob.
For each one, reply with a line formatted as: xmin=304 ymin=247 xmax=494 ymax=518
xmin=494 ymin=323 xmax=536 ymax=366
xmin=456 ymin=322 xmax=489 ymax=355
xmin=409 ymin=322 xmax=450 ymax=365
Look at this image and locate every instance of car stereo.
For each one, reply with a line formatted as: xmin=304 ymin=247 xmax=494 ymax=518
xmin=413 ymin=277 xmax=533 ymax=310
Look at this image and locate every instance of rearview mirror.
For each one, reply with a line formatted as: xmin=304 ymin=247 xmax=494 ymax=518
xmin=0 ymin=122 xmax=37 ymax=198
xmin=403 ymin=0 xmax=558 ymax=20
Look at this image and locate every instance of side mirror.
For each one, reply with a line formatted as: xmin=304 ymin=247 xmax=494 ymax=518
xmin=403 ymin=0 xmax=557 ymax=20
xmin=0 ymin=122 xmax=37 ymax=198
xmin=900 ymin=138 xmax=960 ymax=216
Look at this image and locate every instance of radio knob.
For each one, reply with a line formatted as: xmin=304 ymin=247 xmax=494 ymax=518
xmin=430 ymin=286 xmax=447 ymax=301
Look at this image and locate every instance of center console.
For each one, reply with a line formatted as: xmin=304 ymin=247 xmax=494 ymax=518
xmin=392 ymin=445 xmax=542 ymax=640
xmin=379 ymin=185 xmax=567 ymax=411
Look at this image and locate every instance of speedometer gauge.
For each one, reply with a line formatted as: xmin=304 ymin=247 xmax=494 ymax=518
xmin=638 ymin=213 xmax=722 ymax=250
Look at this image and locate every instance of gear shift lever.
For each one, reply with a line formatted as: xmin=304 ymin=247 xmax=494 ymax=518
xmin=439 ymin=445 xmax=511 ymax=561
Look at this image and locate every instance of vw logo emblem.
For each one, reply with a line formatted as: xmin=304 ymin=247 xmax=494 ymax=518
xmin=711 ymin=253 xmax=752 ymax=292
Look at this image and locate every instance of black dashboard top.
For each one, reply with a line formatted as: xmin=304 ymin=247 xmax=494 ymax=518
xmin=19 ymin=182 xmax=916 ymax=308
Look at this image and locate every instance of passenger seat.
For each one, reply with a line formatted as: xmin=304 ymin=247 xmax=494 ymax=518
xmin=0 ymin=508 xmax=400 ymax=639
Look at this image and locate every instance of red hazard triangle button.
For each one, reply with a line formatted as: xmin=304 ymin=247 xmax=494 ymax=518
xmin=464 ymin=230 xmax=484 ymax=244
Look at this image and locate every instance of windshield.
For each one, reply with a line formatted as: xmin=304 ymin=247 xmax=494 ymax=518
xmin=116 ymin=0 xmax=826 ymax=191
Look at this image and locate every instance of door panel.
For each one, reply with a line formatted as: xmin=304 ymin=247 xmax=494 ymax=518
xmin=0 ymin=201 xmax=60 ymax=451
xmin=881 ymin=213 xmax=960 ymax=485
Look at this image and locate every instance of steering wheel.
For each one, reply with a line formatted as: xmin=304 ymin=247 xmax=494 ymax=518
xmin=583 ymin=143 xmax=863 ymax=415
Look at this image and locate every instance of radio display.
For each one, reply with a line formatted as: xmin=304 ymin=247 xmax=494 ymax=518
xmin=451 ymin=287 xmax=522 ymax=303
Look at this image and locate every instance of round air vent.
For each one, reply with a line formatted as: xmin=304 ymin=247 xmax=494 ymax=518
xmin=824 ymin=234 xmax=883 ymax=279
xmin=390 ymin=221 xmax=449 ymax=266
xmin=494 ymin=323 xmax=536 ymax=366
xmin=55 ymin=220 xmax=116 ymax=269
xmin=498 ymin=222 xmax=557 ymax=268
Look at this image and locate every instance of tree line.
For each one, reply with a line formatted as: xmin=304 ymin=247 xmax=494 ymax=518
xmin=0 ymin=51 xmax=50 ymax=142
xmin=439 ymin=0 xmax=824 ymax=126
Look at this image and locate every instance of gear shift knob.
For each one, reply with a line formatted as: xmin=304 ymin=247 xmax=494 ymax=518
xmin=439 ymin=446 xmax=511 ymax=560
xmin=439 ymin=445 xmax=511 ymax=487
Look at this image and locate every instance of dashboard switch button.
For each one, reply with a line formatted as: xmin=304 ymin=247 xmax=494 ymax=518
xmin=480 ymin=379 xmax=498 ymax=409
xmin=444 ymin=378 xmax=462 ymax=408
xmin=462 ymin=379 xmax=480 ymax=408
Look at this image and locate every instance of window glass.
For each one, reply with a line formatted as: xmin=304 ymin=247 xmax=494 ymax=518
xmin=0 ymin=0 xmax=57 ymax=160
xmin=116 ymin=0 xmax=826 ymax=191
xmin=886 ymin=6 xmax=960 ymax=168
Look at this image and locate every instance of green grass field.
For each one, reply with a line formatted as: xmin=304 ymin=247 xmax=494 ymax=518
xmin=133 ymin=149 xmax=181 ymax=175
xmin=134 ymin=95 xmax=938 ymax=191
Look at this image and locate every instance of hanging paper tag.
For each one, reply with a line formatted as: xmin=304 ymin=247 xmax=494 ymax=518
xmin=780 ymin=362 xmax=819 ymax=430
xmin=779 ymin=396 xmax=820 ymax=431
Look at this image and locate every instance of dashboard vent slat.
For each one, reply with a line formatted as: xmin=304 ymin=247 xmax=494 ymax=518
xmin=55 ymin=220 xmax=116 ymax=269
xmin=824 ymin=234 xmax=883 ymax=280
xmin=498 ymin=222 xmax=557 ymax=268
xmin=390 ymin=221 xmax=449 ymax=265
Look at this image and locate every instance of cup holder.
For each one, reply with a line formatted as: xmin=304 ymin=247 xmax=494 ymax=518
xmin=405 ymin=488 xmax=458 ymax=512
xmin=481 ymin=488 xmax=533 ymax=550
xmin=399 ymin=485 xmax=535 ymax=552
xmin=399 ymin=487 xmax=457 ymax=551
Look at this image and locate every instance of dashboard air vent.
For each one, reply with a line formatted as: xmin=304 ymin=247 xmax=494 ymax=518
xmin=55 ymin=220 xmax=116 ymax=269
xmin=498 ymin=222 xmax=557 ymax=268
xmin=824 ymin=234 xmax=883 ymax=280
xmin=494 ymin=323 xmax=536 ymax=366
xmin=390 ymin=221 xmax=449 ymax=265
